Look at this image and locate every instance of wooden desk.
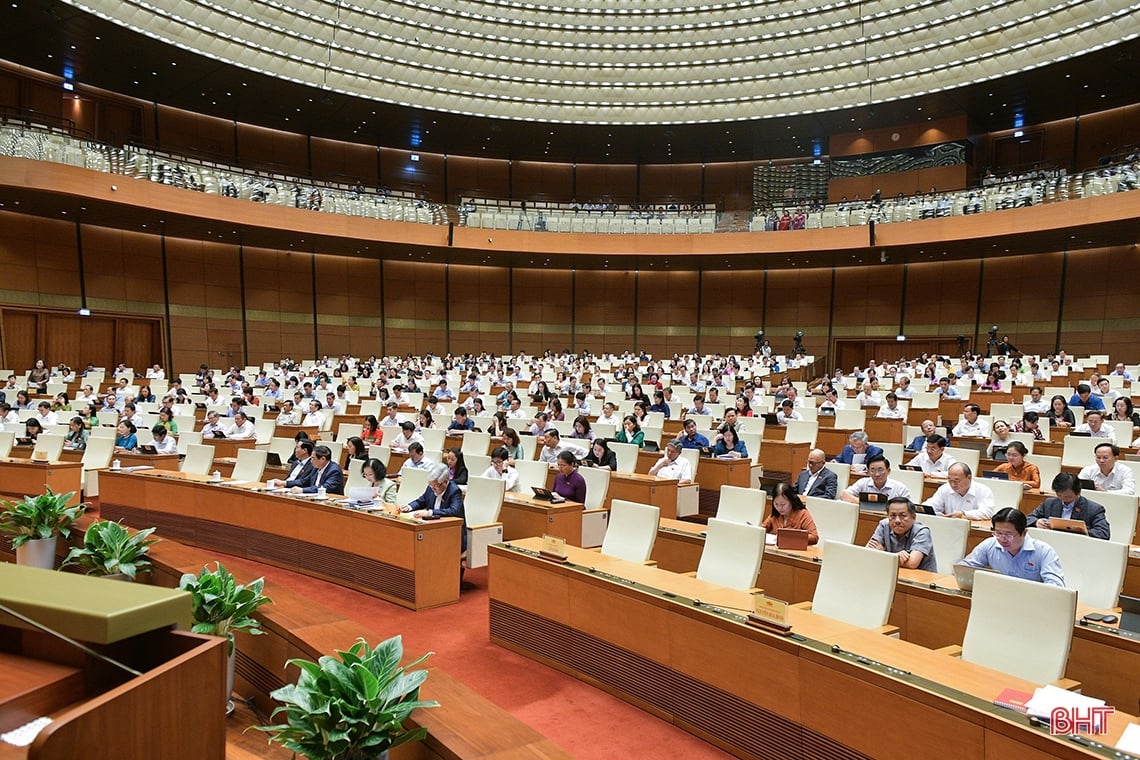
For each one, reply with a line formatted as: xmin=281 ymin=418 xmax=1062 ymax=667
xmin=653 ymin=518 xmax=1140 ymax=712
xmin=756 ymin=439 xmax=809 ymax=478
xmin=272 ymin=424 xmax=322 ymax=441
xmin=0 ymin=457 xmax=82 ymax=504
xmin=197 ymin=436 xmax=257 ymax=458
xmin=603 ymin=471 xmax=695 ymax=520
xmin=99 ymin=469 xmax=462 ymax=610
xmin=490 ymin=538 xmax=1135 ymax=759
xmin=816 ymin=426 xmax=859 ymax=456
xmin=502 ymin=493 xmax=584 ymax=546
xmin=864 ymin=417 xmax=904 ymax=444
xmin=116 ymin=452 xmax=182 ymax=471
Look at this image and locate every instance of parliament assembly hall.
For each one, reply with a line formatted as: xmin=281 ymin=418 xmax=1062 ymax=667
xmin=1 ymin=1 xmax=1140 ymax=758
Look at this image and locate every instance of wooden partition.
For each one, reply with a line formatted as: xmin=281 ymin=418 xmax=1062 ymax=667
xmin=0 ymin=306 xmax=164 ymax=376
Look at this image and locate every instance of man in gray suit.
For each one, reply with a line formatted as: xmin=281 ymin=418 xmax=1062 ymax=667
xmin=795 ymin=448 xmax=838 ymax=499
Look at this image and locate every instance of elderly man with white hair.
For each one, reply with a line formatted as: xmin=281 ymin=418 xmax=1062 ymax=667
xmin=401 ymin=463 xmax=466 ymax=546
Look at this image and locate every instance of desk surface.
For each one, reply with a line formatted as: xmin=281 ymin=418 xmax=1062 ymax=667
xmin=99 ymin=469 xmax=462 ymax=610
xmin=490 ymin=537 xmax=1137 ymax=760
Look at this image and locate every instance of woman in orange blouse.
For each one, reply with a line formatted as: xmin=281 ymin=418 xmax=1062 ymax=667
xmin=993 ymin=441 xmax=1040 ymax=489
xmin=360 ymin=414 xmax=384 ymax=445
xmin=761 ymin=482 xmax=820 ymax=545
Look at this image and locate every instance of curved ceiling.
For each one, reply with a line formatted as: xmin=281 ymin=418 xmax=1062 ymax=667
xmin=66 ymin=0 xmax=1140 ymax=125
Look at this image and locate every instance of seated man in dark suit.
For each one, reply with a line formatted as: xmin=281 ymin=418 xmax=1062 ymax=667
xmin=1026 ymin=472 xmax=1111 ymax=540
xmin=269 ymin=439 xmax=315 ymax=489
xmin=289 ymin=444 xmax=344 ymax=495
xmin=795 ymin=448 xmax=838 ymax=499
xmin=833 ymin=431 xmax=884 ymax=474
xmin=908 ymin=419 xmax=937 ymax=451
xmin=401 ymin=463 xmax=467 ymax=549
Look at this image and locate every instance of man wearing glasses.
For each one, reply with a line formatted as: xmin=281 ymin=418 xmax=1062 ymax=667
xmin=959 ymin=508 xmax=1065 ymax=587
xmin=865 ymin=497 xmax=937 ymax=572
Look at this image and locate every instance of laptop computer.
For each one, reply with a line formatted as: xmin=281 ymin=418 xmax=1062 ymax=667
xmin=762 ymin=412 xmax=781 ymax=426
xmin=982 ymin=470 xmax=1009 ymax=480
xmin=531 ymin=486 xmax=556 ymax=501
xmin=952 ymin=564 xmax=994 ymax=592
xmin=1078 ymin=478 xmax=1097 ymax=491
xmin=817 ymin=407 xmax=836 ymax=417
xmin=1119 ymin=595 xmax=1140 ymax=633
xmin=642 ymin=440 xmax=660 ymax=453
xmin=1069 ymin=430 xmax=1091 ymax=437
xmin=990 ymin=446 xmax=1008 ymax=462
xmin=265 ymin=452 xmax=283 ymax=467
xmin=137 ymin=444 xmax=158 ymax=455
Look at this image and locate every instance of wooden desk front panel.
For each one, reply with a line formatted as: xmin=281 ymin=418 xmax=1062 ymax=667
xmin=99 ymin=471 xmax=461 ymax=609
xmin=0 ymin=458 xmax=82 ymax=505
xmin=501 ymin=496 xmax=584 ymax=547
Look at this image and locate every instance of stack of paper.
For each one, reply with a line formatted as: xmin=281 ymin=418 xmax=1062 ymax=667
xmin=1025 ymin=684 xmax=1107 ymax=729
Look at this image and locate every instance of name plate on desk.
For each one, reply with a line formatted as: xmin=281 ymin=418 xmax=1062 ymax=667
xmin=748 ymin=594 xmax=792 ymax=634
xmin=539 ymin=534 xmax=569 ymax=563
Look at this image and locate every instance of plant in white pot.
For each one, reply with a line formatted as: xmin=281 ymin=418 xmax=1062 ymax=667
xmin=0 ymin=488 xmax=84 ymax=569
xmin=253 ymin=636 xmax=439 ymax=760
xmin=61 ymin=520 xmax=159 ymax=580
xmin=178 ymin=562 xmax=272 ymax=714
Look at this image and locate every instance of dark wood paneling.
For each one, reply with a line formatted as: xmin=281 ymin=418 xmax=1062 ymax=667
xmin=637 ymin=271 xmax=699 ymax=356
xmin=830 ymin=116 xmax=968 ymax=157
xmin=574 ymin=164 xmax=637 ymax=205
xmin=512 ymin=161 xmax=573 ymax=203
xmin=699 ymin=270 xmax=764 ymax=355
xmin=2 ymin=310 xmax=38 ymax=371
xmin=978 ymin=253 xmax=1064 ymax=357
xmin=156 ymin=105 xmax=235 ymax=158
xmin=380 ymin=148 xmax=444 ymax=200
xmin=511 ymin=269 xmax=572 ymax=355
xmin=703 ymin=161 xmax=755 ymax=213
xmin=832 ymin=265 xmax=904 ymax=342
xmin=765 ymin=268 xmax=832 ymax=354
xmin=310 ymin=138 xmax=379 ymax=186
xmin=639 ymin=164 xmax=702 ymax=203
xmin=235 ymin=124 xmax=307 ymax=175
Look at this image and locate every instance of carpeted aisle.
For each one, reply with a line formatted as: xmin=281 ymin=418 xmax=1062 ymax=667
xmin=210 ymin=553 xmax=732 ymax=759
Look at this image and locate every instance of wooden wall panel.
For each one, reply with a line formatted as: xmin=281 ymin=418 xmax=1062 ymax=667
xmin=574 ymin=165 xmax=637 ymax=205
xmin=512 ymin=162 xmax=573 ymax=203
xmin=833 ymin=264 xmax=904 ymax=340
xmin=830 ymin=116 xmax=968 ymax=157
xmin=382 ymin=261 xmax=447 ymax=356
xmin=1 ymin=310 xmax=37 ymax=372
xmin=703 ymin=161 xmax=756 ymax=213
xmin=1062 ymin=247 xmax=1140 ymax=358
xmin=81 ymin=226 xmax=163 ymax=312
xmin=445 ymin=156 xmax=509 ymax=203
xmin=165 ymin=238 xmax=242 ymax=370
xmin=343 ymin=257 xmax=384 ymax=358
xmin=380 ymin=149 xmax=445 ymax=200
xmin=309 ymin=138 xmax=379 ymax=186
xmin=235 ymin=124 xmax=308 ymax=175
xmin=573 ymin=270 xmax=635 ymax=354
xmin=699 ymin=270 xmax=764 ymax=355
xmin=978 ymin=253 xmax=1064 ymax=357
xmin=156 ymin=105 xmax=235 ymax=158
xmin=765 ymin=268 xmax=832 ymax=355
xmin=639 ymin=164 xmax=702 ymax=204
xmin=448 ymin=264 xmax=510 ymax=355
xmin=1074 ymin=105 xmax=1140 ymax=172
xmin=511 ymin=269 xmax=572 ymax=355
xmin=636 ymin=271 xmax=699 ymax=357
xmin=903 ymin=259 xmax=981 ymax=342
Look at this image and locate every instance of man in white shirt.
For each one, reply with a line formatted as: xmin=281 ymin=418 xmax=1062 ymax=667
xmin=323 ymin=392 xmax=344 ymax=416
xmin=908 ymin=435 xmax=957 ymax=477
xmin=1074 ymin=409 xmax=1116 ymax=444
xmin=926 ymin=463 xmax=995 ymax=520
xmin=596 ymin=402 xmax=620 ymax=426
xmin=819 ymin=389 xmax=846 ymax=412
xmin=537 ymin=428 xmax=565 ymax=464
xmin=1092 ymin=377 xmax=1119 ymax=404
xmin=225 ymin=411 xmax=256 ymax=439
xmin=952 ymin=404 xmax=991 ymax=438
xmin=302 ymin=399 xmax=325 ymax=428
xmin=840 ymin=455 xmax=911 ymax=504
xmin=150 ymin=424 xmax=178 ymax=454
xmin=146 ymin=364 xmax=165 ymax=380
xmin=399 ymin=442 xmax=434 ymax=471
xmin=380 ymin=401 xmax=402 ymax=426
xmin=893 ymin=375 xmax=914 ymax=399
xmin=505 ymin=396 xmax=528 ymax=421
xmin=648 ymin=439 xmax=693 ymax=484
xmin=1078 ymin=443 xmax=1135 ymax=494
xmin=876 ymin=392 xmax=905 ymax=419
xmin=432 ymin=378 xmax=457 ymax=402
xmin=34 ymin=401 xmax=59 ymax=427
xmin=855 ymin=381 xmax=881 ymax=408
xmin=776 ymin=399 xmax=802 ymax=425
xmin=390 ymin=421 xmax=425 ymax=453
xmin=1022 ymin=386 xmax=1050 ymax=414
xmin=199 ymin=410 xmax=225 ymax=437
xmin=1109 ymin=363 xmax=1134 ymax=381
xmin=275 ymin=399 xmax=300 ymax=426
xmin=784 ymin=386 xmax=805 ymax=408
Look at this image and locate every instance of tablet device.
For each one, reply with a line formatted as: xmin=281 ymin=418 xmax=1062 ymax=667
xmin=982 ymin=470 xmax=1009 ymax=480
xmin=1048 ymin=517 xmax=1089 ymax=535
xmin=1119 ymin=595 xmax=1140 ymax=634
xmin=531 ymin=486 xmax=555 ymax=501
xmin=776 ymin=528 xmax=809 ymax=551
xmin=642 ymin=440 xmax=660 ymax=453
xmin=914 ymin=503 xmax=936 ymax=515
xmin=265 ymin=452 xmax=283 ymax=467
xmin=990 ymin=446 xmax=1008 ymax=462
xmin=1078 ymin=478 xmax=1097 ymax=491
xmin=859 ymin=491 xmax=888 ymax=509
xmin=137 ymin=444 xmax=158 ymax=454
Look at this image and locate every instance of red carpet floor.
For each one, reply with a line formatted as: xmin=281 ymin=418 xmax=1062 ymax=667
xmin=210 ymin=552 xmax=733 ymax=759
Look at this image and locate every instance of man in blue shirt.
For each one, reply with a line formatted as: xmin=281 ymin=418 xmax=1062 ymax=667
xmin=960 ymin=507 xmax=1065 ymax=586
xmin=1068 ymin=383 xmax=1105 ymax=411
xmin=677 ymin=418 xmax=709 ymax=450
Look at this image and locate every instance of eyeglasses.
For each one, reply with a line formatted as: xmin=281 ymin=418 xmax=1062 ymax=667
xmin=992 ymin=531 xmax=1018 ymax=540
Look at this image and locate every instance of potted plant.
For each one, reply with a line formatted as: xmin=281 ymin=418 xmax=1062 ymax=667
xmin=61 ymin=520 xmax=159 ymax=580
xmin=254 ymin=636 xmax=439 ymax=760
xmin=0 ymin=488 xmax=84 ymax=569
xmin=178 ymin=562 xmax=272 ymax=714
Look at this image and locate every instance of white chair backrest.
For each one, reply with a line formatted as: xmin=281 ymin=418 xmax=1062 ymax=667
xmin=715 ymin=486 xmax=767 ymax=526
xmin=1061 ymin=435 xmax=1102 ymax=468
xmin=822 ymin=461 xmax=850 ymax=491
xmin=696 ymin=518 xmax=766 ymax=591
xmin=90 ymin=426 xmax=115 ymax=439
xmin=944 ymin=447 xmax=980 ymax=473
xmin=578 ymin=466 xmax=611 ymax=510
xmin=920 ymin=513 xmax=970 ymax=574
xmin=419 ymin=428 xmax=447 ymax=454
xmin=231 ymin=448 xmax=268 ymax=483
xmin=269 ymin=436 xmax=296 ymax=460
xmin=812 ymin=540 xmax=899 ymax=629
xmin=515 ymin=432 xmax=538 ymax=461
xmin=466 ymin=454 xmax=492 ymax=477
xmin=679 ymin=448 xmax=700 ymax=479
xmin=254 ymin=417 xmax=276 ymax=445
xmin=981 ymin=477 xmax=1023 ymax=511
xmin=872 ymin=442 xmax=905 ymax=467
xmin=961 ymin=571 xmax=1076 ymax=684
xmin=888 ymin=468 xmax=925 ymax=502
xmin=97 ymin=410 xmax=120 ymax=427
xmin=1028 ymin=454 xmax=1062 ymax=493
xmin=33 ymin=435 xmax=65 ymax=462
xmin=344 ymin=458 xmax=369 ymax=491
xmin=80 ymin=436 xmax=115 ymax=471
xmin=514 ymin=459 xmax=548 ymax=493
xmin=322 ymin=440 xmax=344 ymax=466
xmin=784 ymin=420 xmax=818 ymax=446
xmin=739 ymin=431 xmax=763 ymax=464
xmin=833 ymin=409 xmax=866 ymax=430
xmin=465 ymin=475 xmax=506 ymax=526
xmin=1092 ymin=491 xmax=1138 ymax=544
xmin=609 ymin=441 xmax=640 ymax=473
xmin=805 ymin=497 xmax=858 ymax=545
xmin=181 ymin=443 xmax=215 ymax=475
xmin=461 ymin=431 xmax=491 ymax=457
xmin=369 ymin=445 xmax=391 ymax=469
xmin=1026 ymin=528 xmax=1127 ymax=609
xmin=0 ymin=430 xmax=12 ymax=458
xmin=396 ymin=467 xmax=431 ymax=505
xmin=600 ymin=500 xmax=660 ymax=563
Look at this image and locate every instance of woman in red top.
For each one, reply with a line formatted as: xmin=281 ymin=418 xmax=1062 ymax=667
xmin=360 ymin=414 xmax=384 ymax=445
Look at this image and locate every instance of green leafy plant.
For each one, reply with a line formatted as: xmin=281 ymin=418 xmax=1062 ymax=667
xmin=254 ymin=636 xmax=439 ymax=760
xmin=61 ymin=520 xmax=159 ymax=580
xmin=0 ymin=488 xmax=84 ymax=549
xmin=178 ymin=562 xmax=272 ymax=655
